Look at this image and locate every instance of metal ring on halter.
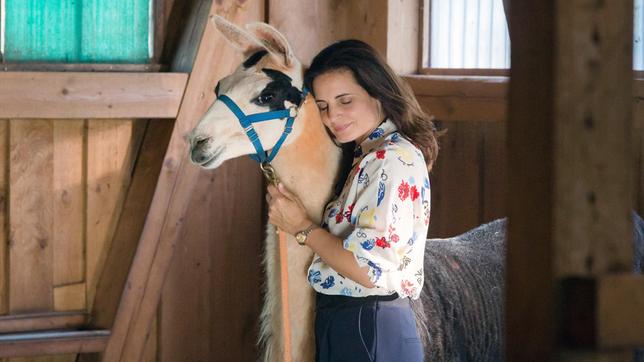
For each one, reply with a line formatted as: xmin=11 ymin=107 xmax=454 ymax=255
xmin=288 ymin=106 xmax=298 ymax=118
xmin=260 ymin=162 xmax=279 ymax=186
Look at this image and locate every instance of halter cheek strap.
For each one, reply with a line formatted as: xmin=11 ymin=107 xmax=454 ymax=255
xmin=218 ymin=87 xmax=309 ymax=165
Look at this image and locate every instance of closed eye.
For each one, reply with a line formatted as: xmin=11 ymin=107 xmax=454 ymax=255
xmin=316 ymin=101 xmax=328 ymax=112
xmin=338 ymin=96 xmax=352 ymax=105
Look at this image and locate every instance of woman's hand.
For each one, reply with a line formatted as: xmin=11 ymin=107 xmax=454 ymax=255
xmin=266 ymin=183 xmax=312 ymax=236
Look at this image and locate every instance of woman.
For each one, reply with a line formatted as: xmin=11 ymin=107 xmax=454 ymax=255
xmin=266 ymin=40 xmax=439 ymax=361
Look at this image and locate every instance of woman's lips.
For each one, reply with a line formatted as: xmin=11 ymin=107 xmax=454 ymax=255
xmin=333 ymin=123 xmax=350 ymax=134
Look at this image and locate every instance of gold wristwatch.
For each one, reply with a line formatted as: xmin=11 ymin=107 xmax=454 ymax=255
xmin=295 ymin=224 xmax=319 ymax=246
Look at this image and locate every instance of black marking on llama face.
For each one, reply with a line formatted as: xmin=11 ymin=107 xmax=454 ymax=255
xmin=252 ymin=68 xmax=303 ymax=111
xmin=243 ymin=50 xmax=269 ymax=68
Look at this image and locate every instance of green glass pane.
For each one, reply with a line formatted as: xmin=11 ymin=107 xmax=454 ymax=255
xmin=5 ymin=0 xmax=81 ymax=62
xmin=4 ymin=0 xmax=150 ymax=63
xmin=80 ymin=0 xmax=150 ymax=63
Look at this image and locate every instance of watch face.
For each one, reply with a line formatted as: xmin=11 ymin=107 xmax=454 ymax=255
xmin=296 ymin=232 xmax=306 ymax=244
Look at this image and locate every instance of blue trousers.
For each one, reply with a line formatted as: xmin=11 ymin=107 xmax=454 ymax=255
xmin=315 ymin=293 xmax=423 ymax=362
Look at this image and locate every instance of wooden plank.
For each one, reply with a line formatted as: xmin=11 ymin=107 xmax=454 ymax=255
xmin=140 ymin=316 xmax=157 ymax=362
xmin=0 ymin=120 xmax=7 ymax=316
xmin=0 ymin=331 xmax=109 ymax=358
xmin=482 ymin=121 xmax=507 ymax=222
xmin=268 ymin=0 xmax=388 ymax=65
xmin=0 ymin=312 xmax=86 ymax=334
xmin=158 ymin=173 xmax=214 ymax=361
xmin=88 ymin=121 xmax=173 ymax=330
xmin=205 ymin=159 xmax=263 ymax=360
xmin=53 ymin=120 xmax=84 ymax=286
xmin=9 ymin=120 xmax=54 ymax=313
xmin=404 ymin=74 xmax=508 ymax=122
xmin=428 ymin=121 xmax=481 ymax=238
xmin=86 ymin=120 xmax=138 ymax=311
xmin=386 ymin=0 xmax=421 ymax=73
xmin=0 ymin=72 xmax=187 ymax=119
xmin=597 ymin=275 xmax=644 ymax=347
xmin=101 ymin=1 xmax=264 ymax=360
xmin=53 ymin=283 xmax=86 ymax=312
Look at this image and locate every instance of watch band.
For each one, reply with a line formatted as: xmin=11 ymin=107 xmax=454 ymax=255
xmin=296 ymin=224 xmax=319 ymax=245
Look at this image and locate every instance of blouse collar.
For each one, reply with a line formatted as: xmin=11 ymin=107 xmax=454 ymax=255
xmin=352 ymin=118 xmax=398 ymax=163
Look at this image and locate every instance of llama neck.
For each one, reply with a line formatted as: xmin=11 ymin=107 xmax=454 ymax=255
xmin=271 ymin=95 xmax=341 ymax=223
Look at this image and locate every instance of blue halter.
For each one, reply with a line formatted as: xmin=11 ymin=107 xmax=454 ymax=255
xmin=218 ymin=87 xmax=309 ymax=164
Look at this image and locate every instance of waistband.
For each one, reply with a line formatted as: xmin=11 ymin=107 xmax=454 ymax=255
xmin=316 ymin=292 xmax=409 ymax=309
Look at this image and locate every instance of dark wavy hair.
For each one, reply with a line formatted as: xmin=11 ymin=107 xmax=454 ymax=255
xmin=304 ymin=39 xmax=440 ymax=171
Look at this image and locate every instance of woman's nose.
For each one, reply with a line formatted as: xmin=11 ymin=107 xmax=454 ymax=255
xmin=327 ymin=104 xmax=341 ymax=120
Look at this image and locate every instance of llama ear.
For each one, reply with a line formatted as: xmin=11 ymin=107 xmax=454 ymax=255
xmin=245 ymin=22 xmax=296 ymax=68
xmin=212 ymin=15 xmax=266 ymax=57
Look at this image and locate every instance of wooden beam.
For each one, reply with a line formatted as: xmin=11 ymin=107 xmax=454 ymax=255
xmin=0 ymin=311 xmax=87 ymax=334
xmin=404 ymin=74 xmax=508 ymax=122
xmin=507 ymin=0 xmax=634 ymax=360
xmin=100 ymin=1 xmax=262 ymax=361
xmin=406 ymin=76 xmax=643 ymax=123
xmin=0 ymin=72 xmax=187 ymax=119
xmin=0 ymin=330 xmax=109 ymax=358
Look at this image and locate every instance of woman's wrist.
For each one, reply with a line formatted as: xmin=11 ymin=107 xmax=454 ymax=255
xmin=296 ymin=220 xmax=314 ymax=233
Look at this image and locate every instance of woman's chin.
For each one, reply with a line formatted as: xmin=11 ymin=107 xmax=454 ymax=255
xmin=333 ymin=132 xmax=355 ymax=143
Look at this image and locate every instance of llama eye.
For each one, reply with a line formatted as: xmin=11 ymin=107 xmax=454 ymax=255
xmin=254 ymin=94 xmax=274 ymax=105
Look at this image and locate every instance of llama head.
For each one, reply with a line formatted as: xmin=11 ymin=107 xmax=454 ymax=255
xmin=188 ymin=16 xmax=306 ymax=169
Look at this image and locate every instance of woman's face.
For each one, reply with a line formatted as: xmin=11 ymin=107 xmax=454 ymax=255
xmin=312 ymin=69 xmax=383 ymax=144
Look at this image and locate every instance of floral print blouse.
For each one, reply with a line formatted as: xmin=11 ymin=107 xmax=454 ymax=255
xmin=307 ymin=119 xmax=431 ymax=299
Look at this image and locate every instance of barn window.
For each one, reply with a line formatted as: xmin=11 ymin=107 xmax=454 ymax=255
xmin=424 ymin=0 xmax=644 ymax=73
xmin=423 ymin=0 xmax=510 ymax=75
xmin=0 ymin=0 xmax=153 ymax=64
xmin=636 ymin=0 xmax=644 ymax=70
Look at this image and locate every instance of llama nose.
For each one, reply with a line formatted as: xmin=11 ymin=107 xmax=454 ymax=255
xmin=190 ymin=137 xmax=212 ymax=164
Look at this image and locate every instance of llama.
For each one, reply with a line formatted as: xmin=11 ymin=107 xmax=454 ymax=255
xmin=188 ymin=16 xmax=644 ymax=361
xmin=188 ymin=16 xmax=340 ymax=361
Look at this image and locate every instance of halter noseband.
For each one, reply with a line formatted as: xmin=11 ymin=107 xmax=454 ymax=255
xmin=217 ymin=87 xmax=309 ymax=168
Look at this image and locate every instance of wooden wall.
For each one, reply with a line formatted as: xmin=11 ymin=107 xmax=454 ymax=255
xmin=0 ymin=119 xmax=146 ymax=362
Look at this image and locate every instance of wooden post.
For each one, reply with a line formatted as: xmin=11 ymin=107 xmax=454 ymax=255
xmin=507 ymin=0 xmax=635 ymax=359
